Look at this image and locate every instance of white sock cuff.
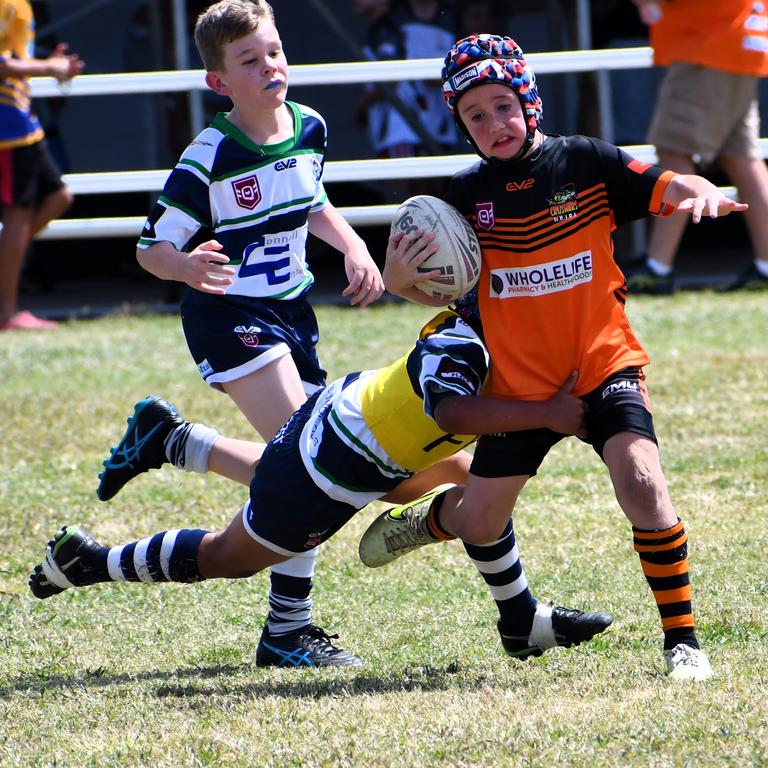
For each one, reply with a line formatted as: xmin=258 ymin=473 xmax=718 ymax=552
xmin=528 ymin=602 xmax=556 ymax=650
xmin=269 ymin=547 xmax=318 ymax=579
xmin=646 ymin=256 xmax=673 ymax=276
xmin=180 ymin=423 xmax=219 ymax=474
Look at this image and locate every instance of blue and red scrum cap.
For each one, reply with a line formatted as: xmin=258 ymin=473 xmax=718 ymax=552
xmin=441 ymin=34 xmax=543 ymax=134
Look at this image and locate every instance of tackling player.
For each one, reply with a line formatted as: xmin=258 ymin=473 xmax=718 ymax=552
xmin=29 ymin=310 xmax=613 ymax=666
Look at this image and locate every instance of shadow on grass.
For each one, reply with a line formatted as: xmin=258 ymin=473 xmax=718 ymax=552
xmin=1 ymin=660 xmax=508 ymax=701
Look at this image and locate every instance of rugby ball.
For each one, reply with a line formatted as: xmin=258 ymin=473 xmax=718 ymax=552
xmin=390 ymin=195 xmax=481 ymax=301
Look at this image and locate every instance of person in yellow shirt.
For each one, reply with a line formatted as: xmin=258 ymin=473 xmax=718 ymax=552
xmin=0 ymin=0 xmax=83 ymax=330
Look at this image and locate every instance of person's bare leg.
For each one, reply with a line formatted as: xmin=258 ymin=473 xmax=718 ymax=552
xmin=222 ymin=354 xmax=307 ymax=441
xmin=646 ymin=149 xmax=697 ymax=271
xmin=0 ymin=206 xmax=34 ymax=322
xmin=603 ymin=431 xmax=710 ymax=678
xmin=198 ymin=508 xmax=288 ymax=578
xmin=207 ymin=436 xmax=266 ymax=486
xmin=381 ymin=450 xmax=471 ymax=503
xmin=719 ymin=154 xmax=768 ymax=264
xmin=30 ymin=185 xmax=73 ymax=236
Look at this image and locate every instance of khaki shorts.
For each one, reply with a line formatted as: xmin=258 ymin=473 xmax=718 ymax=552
xmin=647 ymin=62 xmax=761 ymax=166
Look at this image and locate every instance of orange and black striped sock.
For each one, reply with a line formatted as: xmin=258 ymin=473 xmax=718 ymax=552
xmin=633 ymin=519 xmax=699 ymax=651
xmin=425 ymin=491 xmax=455 ymax=541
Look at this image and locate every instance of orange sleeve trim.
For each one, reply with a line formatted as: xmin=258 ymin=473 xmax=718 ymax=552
xmin=649 ymin=170 xmax=677 ymax=217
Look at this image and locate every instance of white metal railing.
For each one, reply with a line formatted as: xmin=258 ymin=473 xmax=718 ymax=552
xmin=29 ymin=48 xmax=654 ymax=98
xmin=26 ymin=47 xmax=748 ymax=240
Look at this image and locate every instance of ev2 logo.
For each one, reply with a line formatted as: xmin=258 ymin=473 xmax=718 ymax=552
xmin=275 ymin=158 xmax=297 ymax=172
xmin=240 ymin=237 xmax=291 ymax=283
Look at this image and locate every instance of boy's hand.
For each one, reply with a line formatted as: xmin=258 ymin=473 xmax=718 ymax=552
xmin=342 ymin=246 xmax=384 ymax=307
xmin=545 ymin=370 xmax=587 ymax=438
xmin=382 ymin=229 xmax=442 ymax=295
xmin=676 ymin=194 xmax=748 ymax=224
xmin=47 ymin=43 xmax=84 ymax=82
xmin=183 ymin=240 xmax=235 ymax=294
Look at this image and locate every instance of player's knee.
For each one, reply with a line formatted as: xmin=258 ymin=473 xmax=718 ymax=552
xmin=46 ymin=186 xmax=74 ymax=218
xmin=454 ymin=508 xmax=509 ymax=545
xmin=615 ymin=462 xmax=669 ymax=515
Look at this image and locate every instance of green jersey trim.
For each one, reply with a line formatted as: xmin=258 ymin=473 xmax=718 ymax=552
xmin=157 ymin=195 xmax=207 ymax=225
xmin=329 ymin=408 xmax=408 ymax=476
xmin=217 ymin=194 xmax=315 ymax=228
xmin=211 ymin=101 xmax=301 ymax=157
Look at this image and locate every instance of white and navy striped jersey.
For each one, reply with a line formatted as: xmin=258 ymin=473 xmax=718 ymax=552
xmin=298 ymin=311 xmax=489 ymax=507
xmin=137 ymin=102 xmax=328 ymax=300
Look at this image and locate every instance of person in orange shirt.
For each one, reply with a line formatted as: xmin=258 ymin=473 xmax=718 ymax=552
xmin=625 ymin=0 xmax=768 ymax=293
xmin=359 ymin=34 xmax=748 ymax=681
xmin=0 ymin=0 xmax=83 ymax=330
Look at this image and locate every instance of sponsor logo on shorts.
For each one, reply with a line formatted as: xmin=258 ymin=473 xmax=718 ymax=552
xmin=198 ymin=359 xmax=213 ymax=377
xmin=232 ymin=174 xmax=261 ymax=209
xmin=234 ymin=324 xmax=261 ymax=348
xmin=303 ymin=529 xmax=329 ymax=549
xmin=475 ymin=201 xmax=495 ymax=230
xmin=489 ymin=251 xmax=593 ymax=298
xmin=601 ymin=379 xmax=639 ymax=400
xmin=547 ymin=184 xmax=578 ymax=221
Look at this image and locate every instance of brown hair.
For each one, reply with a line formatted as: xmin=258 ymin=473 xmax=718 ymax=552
xmin=194 ymin=0 xmax=275 ymax=72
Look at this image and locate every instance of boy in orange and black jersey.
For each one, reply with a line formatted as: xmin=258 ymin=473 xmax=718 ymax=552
xmin=369 ymin=34 xmax=749 ymax=681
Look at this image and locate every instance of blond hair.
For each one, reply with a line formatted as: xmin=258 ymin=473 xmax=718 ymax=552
xmin=194 ymin=0 xmax=275 ymax=72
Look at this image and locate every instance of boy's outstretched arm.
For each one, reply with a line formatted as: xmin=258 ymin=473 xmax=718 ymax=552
xmin=307 ymin=205 xmax=384 ymax=307
xmin=136 ymin=240 xmax=235 ymax=294
xmin=434 ymin=371 xmax=587 ymax=438
xmin=663 ymin=174 xmax=749 ymax=223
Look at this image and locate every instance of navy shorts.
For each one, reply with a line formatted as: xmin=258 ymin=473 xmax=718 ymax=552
xmin=243 ymin=392 xmax=361 ymax=555
xmin=0 ymin=139 xmax=64 ymax=208
xmin=471 ymin=367 xmax=658 ymax=478
xmin=180 ymin=290 xmax=326 ymax=391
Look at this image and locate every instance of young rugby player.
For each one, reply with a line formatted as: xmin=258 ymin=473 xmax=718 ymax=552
xmin=360 ymin=34 xmax=748 ymax=681
xmin=31 ymin=310 xmax=613 ymax=666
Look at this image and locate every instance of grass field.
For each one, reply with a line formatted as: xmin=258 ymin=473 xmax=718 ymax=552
xmin=0 ymin=293 xmax=766 ymax=767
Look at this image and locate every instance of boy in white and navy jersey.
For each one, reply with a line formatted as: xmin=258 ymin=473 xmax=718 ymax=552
xmin=32 ymin=310 xmax=613 ymax=665
xmin=116 ymin=0 xmax=393 ymax=668
xmin=118 ymin=0 xmax=469 ymax=668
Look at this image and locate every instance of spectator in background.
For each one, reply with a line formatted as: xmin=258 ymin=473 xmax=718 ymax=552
xmin=456 ymin=1 xmax=498 ymax=37
xmin=0 ymin=0 xmax=83 ymax=330
xmin=625 ymin=1 xmax=768 ymax=294
xmin=352 ymin=0 xmax=459 ymax=196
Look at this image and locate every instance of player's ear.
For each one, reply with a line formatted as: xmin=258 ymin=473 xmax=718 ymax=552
xmin=205 ymin=71 xmax=230 ymax=96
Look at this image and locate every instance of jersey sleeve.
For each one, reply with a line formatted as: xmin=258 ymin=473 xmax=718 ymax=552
xmin=590 ymin=137 xmax=675 ymax=227
xmin=409 ymin=312 xmax=489 ymax=420
xmin=137 ymin=141 xmax=214 ymax=251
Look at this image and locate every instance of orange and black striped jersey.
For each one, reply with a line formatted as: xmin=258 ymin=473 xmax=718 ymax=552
xmin=445 ymin=134 xmax=675 ymax=401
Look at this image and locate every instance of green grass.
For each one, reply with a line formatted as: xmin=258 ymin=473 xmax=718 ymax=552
xmin=0 ymin=293 xmax=766 ymax=767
